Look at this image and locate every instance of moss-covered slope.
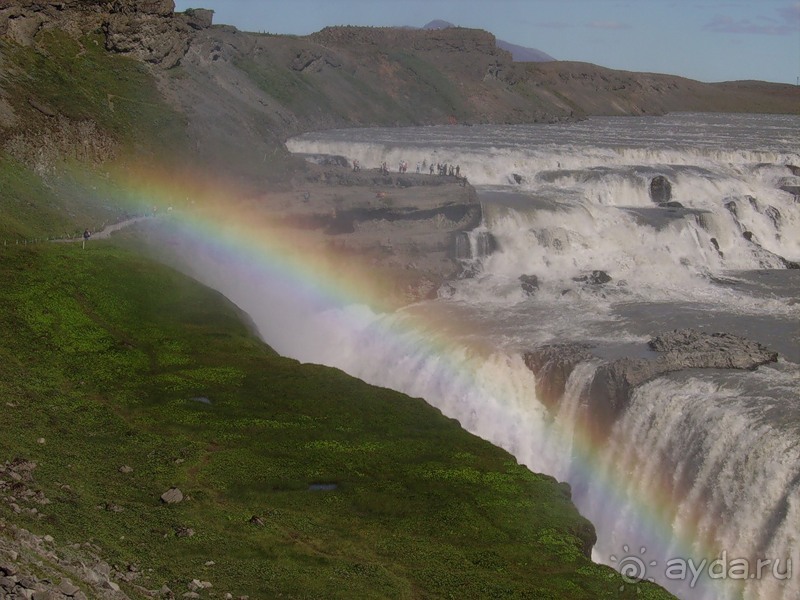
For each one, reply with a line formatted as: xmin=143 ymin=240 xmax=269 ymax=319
xmin=0 ymin=240 xmax=673 ymax=599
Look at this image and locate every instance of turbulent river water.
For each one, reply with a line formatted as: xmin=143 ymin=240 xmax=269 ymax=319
xmin=193 ymin=114 xmax=799 ymax=599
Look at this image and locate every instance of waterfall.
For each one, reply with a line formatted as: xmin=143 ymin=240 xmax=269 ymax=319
xmin=175 ymin=113 xmax=800 ymax=600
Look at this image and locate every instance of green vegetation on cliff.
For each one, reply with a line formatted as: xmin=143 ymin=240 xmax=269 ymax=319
xmin=0 ymin=239 xmax=673 ymax=599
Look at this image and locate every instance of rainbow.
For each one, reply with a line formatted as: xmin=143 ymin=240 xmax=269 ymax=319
xmin=97 ymin=162 xmax=746 ymax=600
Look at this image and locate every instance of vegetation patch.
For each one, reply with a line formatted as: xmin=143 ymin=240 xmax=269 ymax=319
xmin=0 ymin=239 xmax=674 ymax=598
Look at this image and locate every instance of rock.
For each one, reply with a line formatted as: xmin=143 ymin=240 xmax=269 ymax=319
xmin=573 ymin=270 xmax=612 ymax=285
xmin=32 ymin=591 xmax=55 ymax=600
xmin=512 ymin=173 xmax=524 ymax=184
xmin=160 ymin=487 xmax=184 ymax=504
xmin=18 ymin=576 xmax=38 ymax=589
xmin=525 ymin=329 xmax=779 ymax=438
xmin=182 ymin=8 xmax=213 ymax=30
xmin=118 ymin=465 xmax=134 ymax=473
xmin=648 ymin=329 xmax=779 ymax=369
xmin=58 ymin=579 xmax=81 ymax=596
xmin=764 ymin=205 xmax=782 ymax=228
xmin=649 ymin=175 xmax=672 ymax=203
xmin=28 ymin=98 xmax=57 ymax=118
xmin=519 ymin=274 xmax=539 ymax=296
xmin=290 ymin=49 xmax=341 ymax=73
xmin=183 ymin=593 xmax=200 ymax=600
xmin=248 ymin=515 xmax=265 ymax=527
xmin=742 ymin=230 xmax=755 ymax=242
xmin=36 ymin=438 xmax=46 ymax=445
xmin=0 ymin=576 xmax=16 ymax=591
xmin=660 ymin=201 xmax=684 ymax=208
xmin=175 ymin=527 xmax=195 ymax=538
xmin=779 ymin=184 xmax=800 ymax=199
xmin=204 ymin=561 xmax=215 ymax=567
xmin=724 ymin=200 xmax=738 ymax=216
xmin=187 ymin=579 xmax=203 ymax=592
xmin=0 ymin=563 xmax=18 ymax=576
xmin=103 ymin=2 xmax=192 ymax=69
xmin=523 ymin=343 xmax=594 ymax=409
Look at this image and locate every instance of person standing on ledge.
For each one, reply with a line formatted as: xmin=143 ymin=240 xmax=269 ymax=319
xmin=82 ymin=228 xmax=91 ymax=249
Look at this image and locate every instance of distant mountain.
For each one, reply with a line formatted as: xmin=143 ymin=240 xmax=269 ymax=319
xmin=496 ymin=40 xmax=555 ymax=62
xmin=423 ymin=19 xmax=555 ymax=62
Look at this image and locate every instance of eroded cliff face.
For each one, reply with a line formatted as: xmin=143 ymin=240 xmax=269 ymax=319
xmin=524 ymin=330 xmax=780 ymax=440
xmin=0 ymin=0 xmax=213 ymax=67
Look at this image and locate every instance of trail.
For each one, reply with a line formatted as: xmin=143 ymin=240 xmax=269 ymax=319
xmin=52 ymin=216 xmax=152 ymax=243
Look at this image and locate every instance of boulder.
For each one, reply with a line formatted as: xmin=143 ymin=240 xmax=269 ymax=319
xmin=58 ymin=579 xmax=81 ymax=596
xmin=160 ymin=487 xmax=184 ymax=504
xmin=183 ymin=8 xmax=213 ymax=30
xmin=649 ymin=175 xmax=672 ymax=203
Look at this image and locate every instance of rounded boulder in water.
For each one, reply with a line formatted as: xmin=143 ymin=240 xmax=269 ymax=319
xmin=649 ymin=175 xmax=672 ymax=203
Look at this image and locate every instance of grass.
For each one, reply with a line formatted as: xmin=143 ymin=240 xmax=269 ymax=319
xmin=388 ymin=52 xmax=467 ymax=120
xmin=2 ymin=31 xmax=188 ymax=157
xmin=0 ymin=239 xmax=675 ymax=599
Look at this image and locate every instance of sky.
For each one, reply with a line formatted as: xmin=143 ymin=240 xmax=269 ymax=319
xmin=173 ymin=0 xmax=800 ymax=85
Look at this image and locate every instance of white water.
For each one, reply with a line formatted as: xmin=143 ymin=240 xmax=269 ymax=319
xmin=178 ymin=114 xmax=799 ymax=599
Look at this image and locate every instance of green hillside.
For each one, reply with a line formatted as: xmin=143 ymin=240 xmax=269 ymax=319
xmin=0 ymin=238 xmax=672 ymax=599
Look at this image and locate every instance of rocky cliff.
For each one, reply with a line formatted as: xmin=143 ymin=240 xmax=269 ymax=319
xmin=0 ymin=0 xmax=213 ymax=68
xmin=524 ymin=329 xmax=780 ymax=439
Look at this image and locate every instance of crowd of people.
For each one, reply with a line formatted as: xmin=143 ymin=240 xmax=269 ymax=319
xmin=364 ymin=158 xmax=463 ymax=180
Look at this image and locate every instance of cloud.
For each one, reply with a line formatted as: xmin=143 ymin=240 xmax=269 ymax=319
xmin=705 ymin=3 xmax=800 ymax=35
xmin=586 ymin=20 xmax=631 ymax=30
xmin=534 ymin=20 xmax=572 ymax=29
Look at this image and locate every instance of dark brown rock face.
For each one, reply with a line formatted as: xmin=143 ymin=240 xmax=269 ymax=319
xmin=103 ymin=7 xmax=190 ymax=68
xmin=525 ymin=329 xmax=779 ymax=439
xmin=0 ymin=0 xmax=196 ymax=67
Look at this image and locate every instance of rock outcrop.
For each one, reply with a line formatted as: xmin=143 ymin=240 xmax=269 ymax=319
xmin=525 ymin=329 xmax=779 ymax=437
xmin=0 ymin=0 xmax=213 ymax=68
